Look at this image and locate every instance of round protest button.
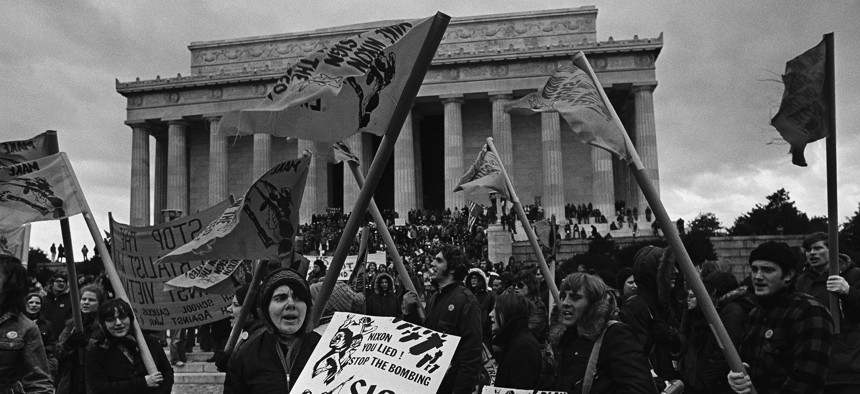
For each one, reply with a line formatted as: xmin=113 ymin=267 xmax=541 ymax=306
xmin=764 ymin=329 xmax=773 ymax=339
xmin=448 ymin=304 xmax=454 ymax=311
xmin=6 ymin=331 xmax=18 ymax=339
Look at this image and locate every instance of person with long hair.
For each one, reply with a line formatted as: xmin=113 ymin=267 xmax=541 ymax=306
xmin=554 ymin=272 xmax=656 ymax=393
xmin=55 ymin=284 xmax=104 ymax=394
xmin=490 ymin=293 xmax=542 ymax=390
xmin=24 ymin=292 xmax=58 ymax=380
xmin=85 ymin=298 xmax=173 ymax=393
xmin=0 ymin=253 xmax=53 ymax=393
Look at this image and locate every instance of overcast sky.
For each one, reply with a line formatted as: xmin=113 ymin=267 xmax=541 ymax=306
xmin=2 ymin=0 xmax=858 ymax=260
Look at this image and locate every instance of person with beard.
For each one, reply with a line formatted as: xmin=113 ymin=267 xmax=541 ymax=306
xmin=24 ymin=293 xmax=58 ymax=380
xmin=365 ymin=272 xmax=400 ymax=318
xmin=490 ymin=293 xmax=541 ymax=390
xmin=55 ymin=284 xmax=104 ymax=394
xmin=554 ymin=272 xmax=656 ymax=393
xmin=85 ymin=299 xmax=173 ymax=394
xmin=224 ymin=268 xmax=320 ymax=394
xmin=42 ymin=273 xmax=72 ymax=343
xmin=0 ymin=252 xmax=54 ymax=393
xmin=466 ymin=268 xmax=496 ymax=346
xmin=619 ymin=246 xmax=684 ymax=388
xmin=728 ymin=241 xmax=833 ymax=394
xmin=401 ymin=245 xmax=482 ymax=394
xmin=795 ymin=232 xmax=860 ymax=393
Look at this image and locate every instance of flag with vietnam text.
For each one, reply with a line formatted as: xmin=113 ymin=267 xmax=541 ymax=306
xmin=771 ymin=38 xmax=829 ymax=167
xmin=506 ymin=51 xmax=634 ymax=163
xmin=0 ymin=153 xmax=84 ymax=228
xmin=159 ymin=156 xmax=310 ymax=263
xmin=0 ymin=132 xmax=51 ymax=167
xmin=454 ymin=144 xmax=509 ymax=206
xmin=219 ymin=16 xmax=437 ymax=143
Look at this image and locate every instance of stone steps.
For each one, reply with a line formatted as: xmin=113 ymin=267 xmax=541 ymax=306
xmin=163 ymin=349 xmax=225 ymax=394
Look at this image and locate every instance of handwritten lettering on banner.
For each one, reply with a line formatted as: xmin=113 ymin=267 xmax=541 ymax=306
xmin=482 ymin=388 xmax=566 ymax=394
xmin=319 ymin=252 xmax=386 ymax=281
xmin=109 ymin=199 xmax=233 ymax=330
xmin=293 ymin=312 xmax=459 ymax=394
xmin=164 ymin=259 xmax=243 ymax=294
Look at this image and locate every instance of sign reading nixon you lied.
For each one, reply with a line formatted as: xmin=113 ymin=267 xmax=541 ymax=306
xmin=293 ymin=312 xmax=459 ymax=394
xmin=109 ymin=198 xmax=234 ymax=330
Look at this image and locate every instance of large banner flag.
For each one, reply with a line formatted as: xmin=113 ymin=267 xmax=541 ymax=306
xmin=771 ymin=38 xmax=829 ymax=167
xmin=159 ymin=156 xmax=310 ymax=263
xmin=293 ymin=312 xmax=459 ymax=394
xmin=164 ymin=259 xmax=245 ymax=295
xmin=318 ymin=252 xmax=386 ymax=282
xmin=506 ymin=52 xmax=634 ymax=163
xmin=454 ymin=144 xmax=509 ymax=206
xmin=0 ymin=224 xmax=30 ymax=263
xmin=219 ymin=16 xmax=437 ymax=143
xmin=109 ymin=199 xmax=234 ymax=330
xmin=0 ymin=153 xmax=84 ymax=228
xmin=0 ymin=132 xmax=50 ymax=167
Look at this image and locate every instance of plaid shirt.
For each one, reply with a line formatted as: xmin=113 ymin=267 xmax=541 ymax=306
xmin=740 ymin=287 xmax=833 ymax=394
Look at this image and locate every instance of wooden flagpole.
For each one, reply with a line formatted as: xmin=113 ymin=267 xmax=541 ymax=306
xmin=346 ymin=161 xmax=425 ymax=315
xmin=310 ymin=13 xmax=450 ymax=327
xmin=223 ymin=259 xmax=266 ymax=356
xmin=824 ymin=32 xmax=840 ymax=334
xmin=64 ymin=157 xmax=157 ymax=374
xmin=486 ymin=137 xmax=561 ymax=308
xmin=575 ymin=52 xmax=753 ymax=388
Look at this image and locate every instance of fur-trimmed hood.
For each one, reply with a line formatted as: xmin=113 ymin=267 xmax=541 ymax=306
xmin=466 ymin=268 xmax=489 ymax=293
xmin=372 ymin=272 xmax=395 ymax=295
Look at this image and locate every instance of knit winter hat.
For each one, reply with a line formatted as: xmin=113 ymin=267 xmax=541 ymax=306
xmin=259 ymin=268 xmax=312 ymax=335
xmin=749 ymin=241 xmax=797 ymax=273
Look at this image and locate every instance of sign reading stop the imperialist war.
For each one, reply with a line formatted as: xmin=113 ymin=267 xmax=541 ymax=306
xmin=109 ymin=199 xmax=233 ymax=330
xmin=292 ymin=312 xmax=459 ymax=394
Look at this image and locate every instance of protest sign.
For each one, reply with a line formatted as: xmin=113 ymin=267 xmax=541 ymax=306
xmin=293 ymin=312 xmax=459 ymax=394
xmin=164 ymin=259 xmax=245 ymax=295
xmin=0 ymin=224 xmax=30 ymax=262
xmin=318 ymin=252 xmax=386 ymax=281
xmin=109 ymin=199 xmax=233 ymax=330
xmin=481 ymin=387 xmax=565 ymax=394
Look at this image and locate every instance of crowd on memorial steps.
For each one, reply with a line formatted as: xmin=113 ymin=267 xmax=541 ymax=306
xmin=3 ymin=200 xmax=860 ymax=394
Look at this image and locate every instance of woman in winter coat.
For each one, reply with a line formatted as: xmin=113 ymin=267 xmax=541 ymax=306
xmin=365 ymin=272 xmax=400 ymax=318
xmin=554 ymin=272 xmax=656 ymax=394
xmin=490 ymin=293 xmax=542 ymax=390
xmin=85 ymin=298 xmax=173 ymax=394
xmin=55 ymin=284 xmax=104 ymax=394
xmin=466 ymin=268 xmax=496 ymax=345
xmin=224 ymin=268 xmax=321 ymax=394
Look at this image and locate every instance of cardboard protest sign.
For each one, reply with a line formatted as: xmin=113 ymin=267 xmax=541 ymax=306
xmin=481 ymin=387 xmax=566 ymax=394
xmin=109 ymin=199 xmax=233 ymax=330
xmin=293 ymin=312 xmax=459 ymax=394
xmin=164 ymin=259 xmax=245 ymax=295
xmin=318 ymin=252 xmax=386 ymax=281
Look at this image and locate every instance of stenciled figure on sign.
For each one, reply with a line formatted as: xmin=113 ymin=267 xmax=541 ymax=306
xmin=312 ymin=315 xmax=377 ymax=384
xmin=0 ymin=176 xmax=65 ymax=218
xmin=244 ymin=179 xmax=295 ymax=254
xmin=346 ymin=52 xmax=396 ymax=129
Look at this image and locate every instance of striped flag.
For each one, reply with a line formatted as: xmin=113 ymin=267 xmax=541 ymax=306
xmin=454 ymin=144 xmax=509 ymax=206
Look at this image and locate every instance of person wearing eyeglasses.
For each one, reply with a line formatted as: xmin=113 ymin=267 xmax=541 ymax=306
xmin=85 ymin=299 xmax=173 ymax=394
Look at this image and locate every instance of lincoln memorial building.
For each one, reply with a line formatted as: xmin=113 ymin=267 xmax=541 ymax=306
xmin=117 ymin=6 xmax=662 ymax=226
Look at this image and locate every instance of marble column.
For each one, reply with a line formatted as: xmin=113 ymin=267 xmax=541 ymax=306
xmin=166 ymin=120 xmax=188 ymax=217
xmin=443 ymin=95 xmax=465 ymax=210
xmin=591 ymin=146 xmax=614 ymax=223
xmin=253 ymin=134 xmax=272 ymax=179
xmin=490 ymin=92 xmax=514 ymax=172
xmin=542 ymin=112 xmax=565 ymax=220
xmin=412 ymin=113 xmax=424 ymax=209
xmin=394 ymin=111 xmax=417 ymax=215
xmin=206 ymin=116 xmax=228 ymax=206
xmin=342 ymin=133 xmax=364 ymax=213
xmin=128 ymin=122 xmax=150 ymax=226
xmin=633 ymin=85 xmax=659 ymax=214
xmin=154 ymin=135 xmax=167 ymax=224
xmin=297 ymin=140 xmax=329 ymax=224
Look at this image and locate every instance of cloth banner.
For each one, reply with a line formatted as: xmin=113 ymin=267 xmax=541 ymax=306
xmin=159 ymin=156 xmax=310 ymax=263
xmin=109 ymin=199 xmax=234 ymax=330
xmin=219 ymin=16 xmax=436 ymax=143
xmin=0 ymin=132 xmax=50 ymax=167
xmin=294 ymin=312 xmax=459 ymax=394
xmin=506 ymin=51 xmax=633 ymax=163
xmin=319 ymin=252 xmax=386 ymax=281
xmin=481 ymin=387 xmax=566 ymax=394
xmin=454 ymin=144 xmax=509 ymax=207
xmin=771 ymin=38 xmax=828 ymax=167
xmin=0 ymin=224 xmax=30 ymax=262
xmin=0 ymin=153 xmax=84 ymax=228
xmin=164 ymin=259 xmax=245 ymax=295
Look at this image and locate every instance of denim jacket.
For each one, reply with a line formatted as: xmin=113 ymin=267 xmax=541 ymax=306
xmin=0 ymin=312 xmax=54 ymax=394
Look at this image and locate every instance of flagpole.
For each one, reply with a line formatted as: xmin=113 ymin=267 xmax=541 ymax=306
xmin=575 ymin=53 xmax=753 ymax=388
xmin=65 ymin=158 xmax=157 ymax=375
xmin=486 ymin=137 xmax=561 ymax=308
xmin=310 ymin=13 xmax=449 ymax=327
xmin=223 ymin=259 xmax=266 ymax=357
xmin=44 ymin=131 xmax=84 ymax=335
xmin=347 ymin=160 xmax=425 ymax=315
xmin=824 ymin=32 xmax=840 ymax=334
xmin=21 ymin=224 xmax=31 ymax=267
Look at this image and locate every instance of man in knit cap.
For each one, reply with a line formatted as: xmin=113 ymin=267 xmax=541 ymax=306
xmin=728 ymin=241 xmax=833 ymax=394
